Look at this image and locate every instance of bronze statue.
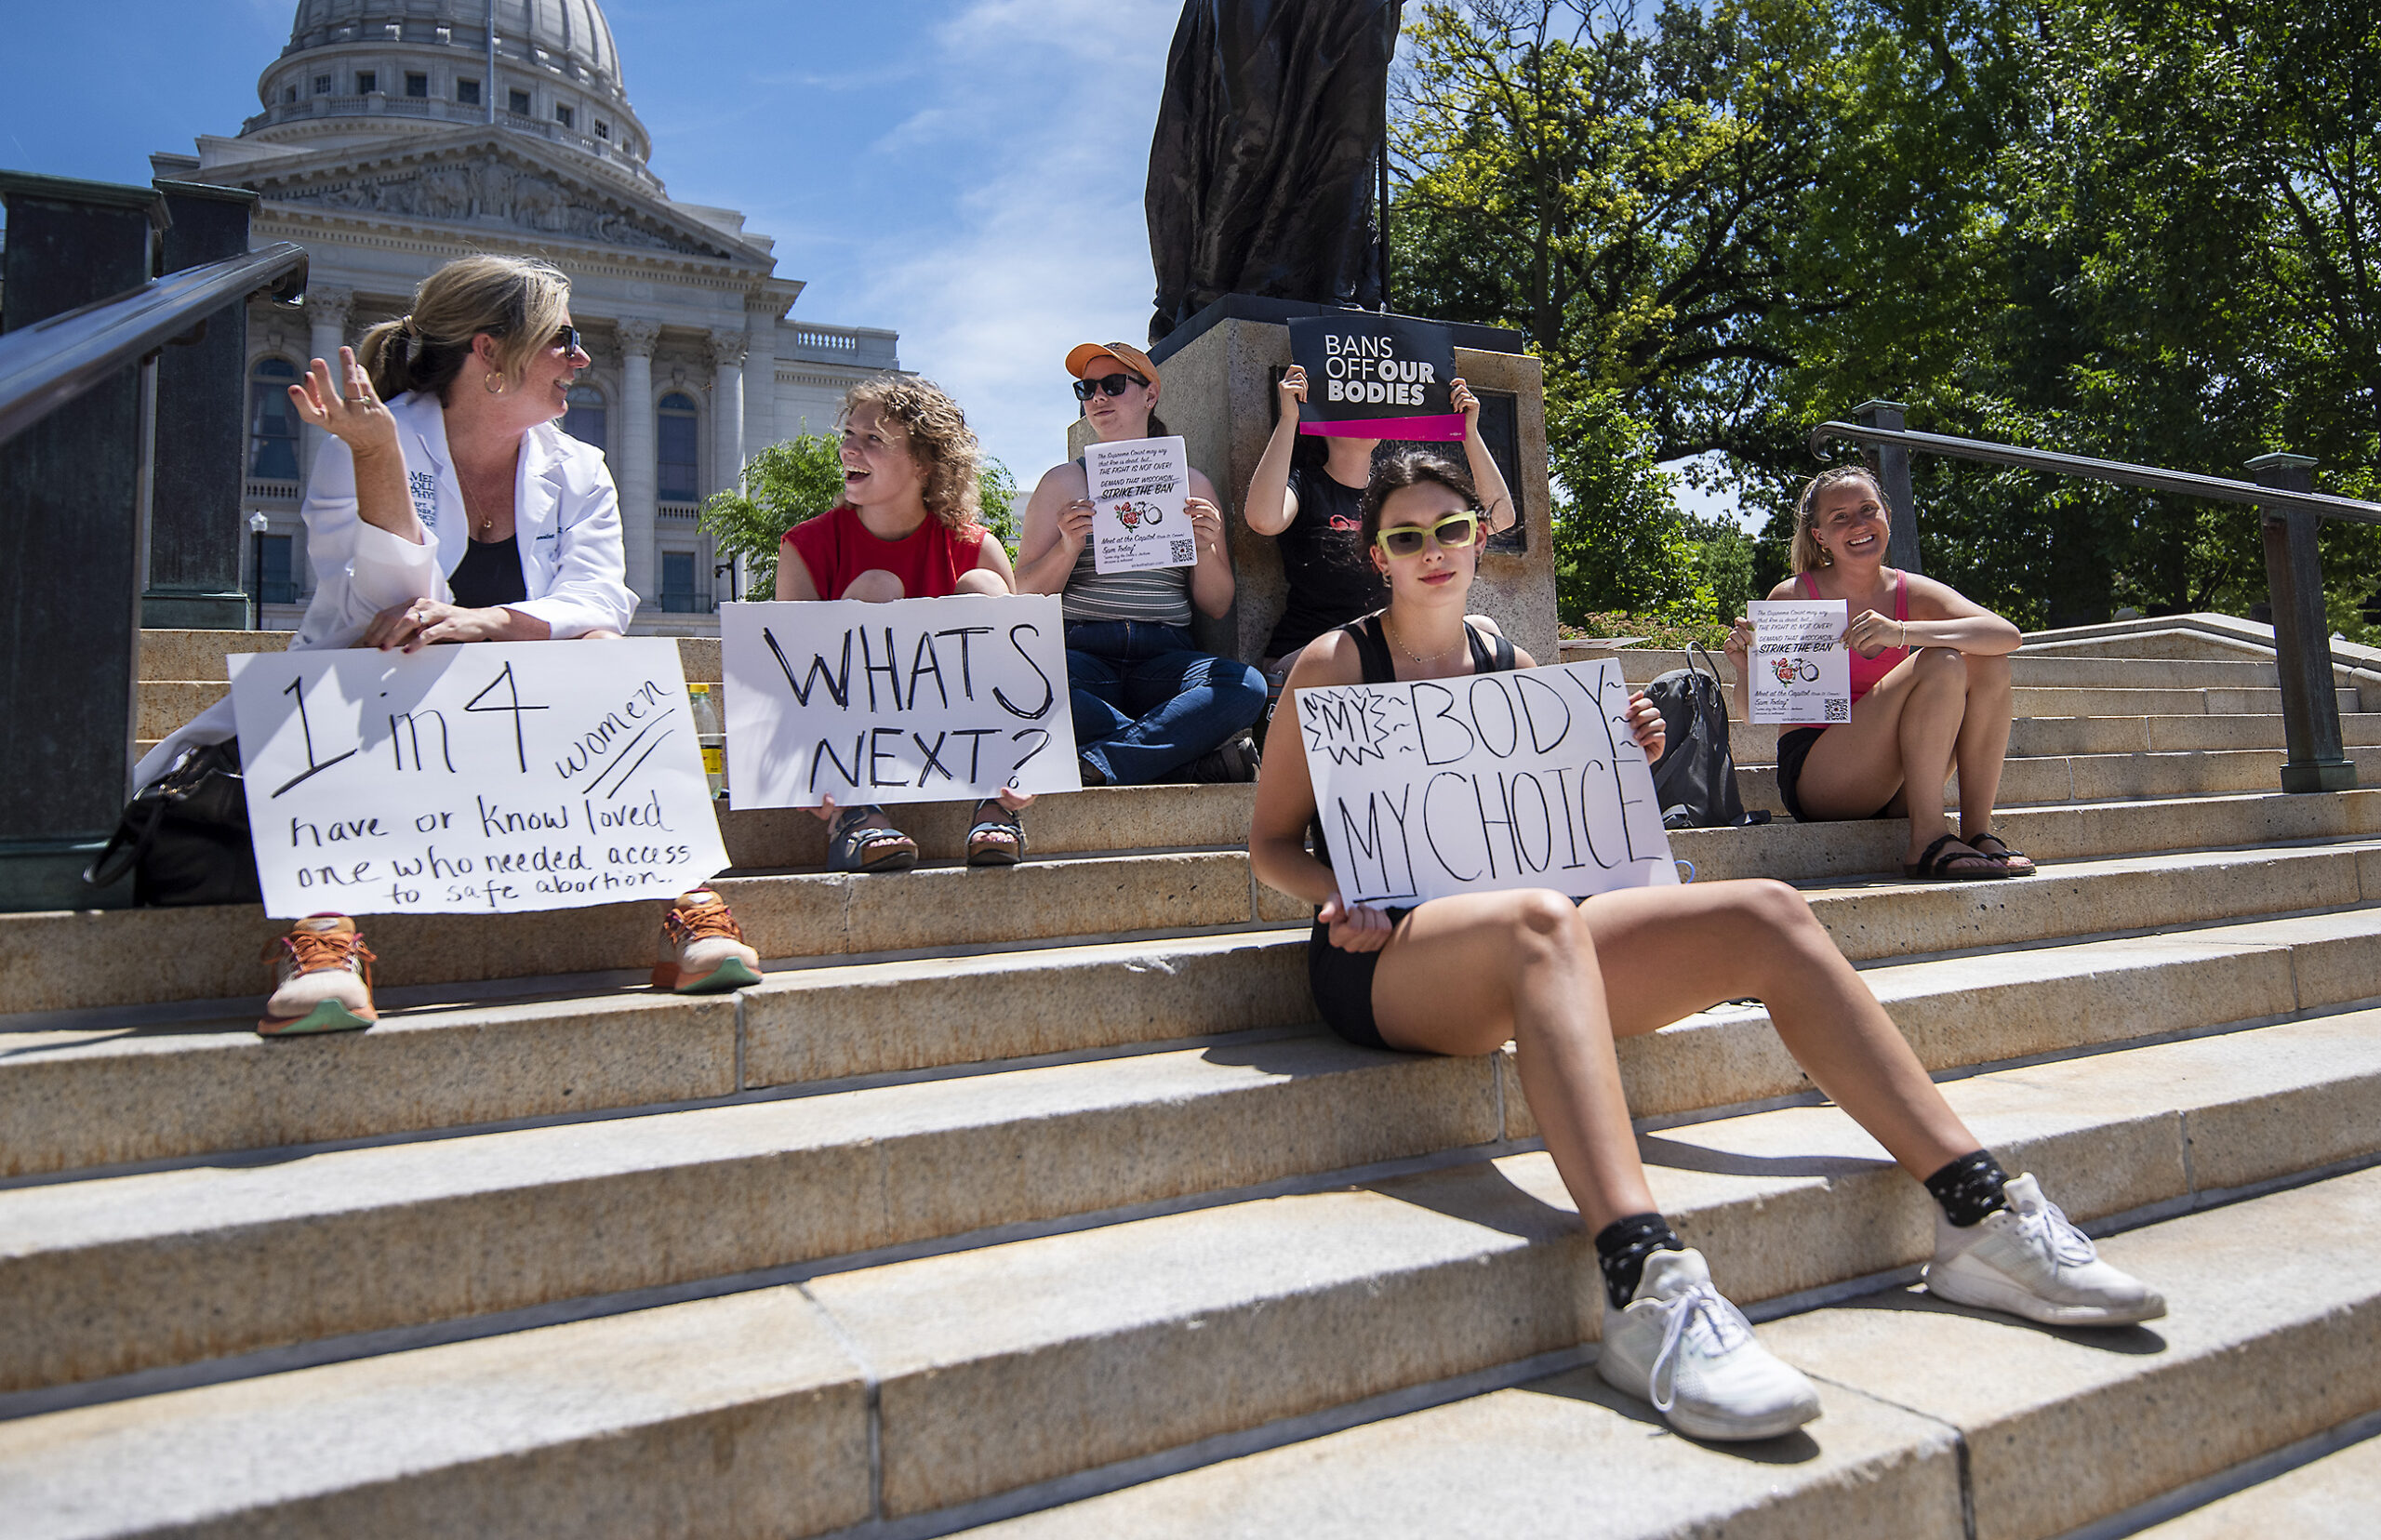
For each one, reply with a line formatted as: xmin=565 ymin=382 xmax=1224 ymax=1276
xmin=1146 ymin=0 xmax=1403 ymax=344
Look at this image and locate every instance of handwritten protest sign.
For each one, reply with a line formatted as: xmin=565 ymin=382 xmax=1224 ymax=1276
xmin=1084 ymin=434 xmax=1194 ymax=574
xmin=229 ymin=640 xmax=727 ymax=918
xmin=719 ymin=595 xmax=1081 ymax=808
xmin=1297 ymin=659 xmax=1677 ymax=908
xmin=1288 ymin=314 xmax=1462 ymax=442
xmin=1748 ymin=600 xmax=1851 ymax=724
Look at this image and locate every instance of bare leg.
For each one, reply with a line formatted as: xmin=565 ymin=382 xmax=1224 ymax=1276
xmin=1797 ymin=648 xmax=1976 ymax=868
xmin=1583 ymin=879 xmax=1976 ymax=1175
xmin=954 ymin=567 xmax=1008 ymax=596
xmin=1370 ymin=890 xmax=1656 ymax=1230
xmin=843 ymin=568 xmax=907 ymax=604
xmin=1952 ymin=652 xmax=2014 ymax=842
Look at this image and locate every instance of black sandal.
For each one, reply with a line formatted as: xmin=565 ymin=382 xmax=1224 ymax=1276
xmin=964 ymin=798 xmax=1027 ymax=867
xmin=1902 ymin=833 xmax=2008 ymax=882
xmin=1965 ymin=832 xmax=2035 ymax=876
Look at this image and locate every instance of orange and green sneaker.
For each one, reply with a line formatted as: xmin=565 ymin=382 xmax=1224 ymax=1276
xmin=258 ymin=914 xmax=379 ymax=1037
xmin=651 ymin=889 xmax=763 ymax=994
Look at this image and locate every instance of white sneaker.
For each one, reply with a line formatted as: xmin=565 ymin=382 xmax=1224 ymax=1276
xmin=1925 ymin=1173 xmax=2166 ymax=1326
xmin=1595 ymin=1247 xmax=1821 ymax=1440
xmin=257 ymin=913 xmax=378 ymax=1036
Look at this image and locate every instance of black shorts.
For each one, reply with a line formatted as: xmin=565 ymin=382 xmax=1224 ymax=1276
xmin=1775 ymin=724 xmax=1895 ymax=822
xmin=1307 ymin=909 xmax=1411 ymax=1050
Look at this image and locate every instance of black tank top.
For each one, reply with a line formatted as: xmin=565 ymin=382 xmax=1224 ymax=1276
xmin=448 ymin=536 xmax=527 ymax=610
xmin=1308 ymin=613 xmax=1517 ymax=871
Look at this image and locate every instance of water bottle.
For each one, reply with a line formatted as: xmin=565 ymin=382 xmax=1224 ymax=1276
xmin=687 ymin=683 xmax=726 ymax=799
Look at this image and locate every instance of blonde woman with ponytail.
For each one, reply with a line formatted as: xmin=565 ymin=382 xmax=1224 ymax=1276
xmin=1723 ymin=465 xmax=2029 ymax=880
xmin=136 ymin=255 xmax=637 ymax=790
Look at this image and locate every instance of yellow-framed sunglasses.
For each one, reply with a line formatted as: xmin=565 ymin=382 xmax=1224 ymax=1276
xmin=1373 ymin=511 xmax=1484 ymax=559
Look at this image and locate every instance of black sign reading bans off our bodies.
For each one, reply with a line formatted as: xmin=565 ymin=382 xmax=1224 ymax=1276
xmin=719 ymin=595 xmax=1083 ymax=807
xmin=1288 ymin=313 xmax=1463 ymax=443
xmin=1297 ymin=659 xmax=1679 ymax=907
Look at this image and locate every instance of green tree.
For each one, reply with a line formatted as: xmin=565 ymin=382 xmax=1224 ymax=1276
xmin=698 ymin=434 xmax=1024 ymax=598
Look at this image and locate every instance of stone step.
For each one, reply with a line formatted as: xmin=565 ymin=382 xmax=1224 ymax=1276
xmin=2135 ymin=1427 xmax=2381 ymax=1538
xmin=11 ymin=899 xmax=2381 ymax=1396
xmin=7 ymin=841 xmax=2371 ymax=1176
xmin=1569 ymin=642 xmax=2310 ymax=692
xmin=1733 ymin=711 xmax=2381 ymax=763
xmin=7 ymin=1013 xmax=2378 ymax=1535
xmin=1734 ymin=744 xmax=2381 ymax=815
xmin=964 ymin=1162 xmax=2381 ymax=1540
xmin=12 ymin=787 xmax=2380 ymax=1016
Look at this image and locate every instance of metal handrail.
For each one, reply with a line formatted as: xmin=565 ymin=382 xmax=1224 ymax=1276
xmin=0 ymin=241 xmax=308 ymax=445
xmin=1810 ymin=420 xmax=2381 ymax=526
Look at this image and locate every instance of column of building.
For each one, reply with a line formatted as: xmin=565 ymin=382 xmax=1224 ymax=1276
xmin=614 ymin=317 xmax=660 ymax=609
xmin=743 ymin=295 xmax=779 ymax=458
xmin=709 ymin=329 xmax=748 ymax=604
xmin=300 ymin=285 xmax=352 ymax=478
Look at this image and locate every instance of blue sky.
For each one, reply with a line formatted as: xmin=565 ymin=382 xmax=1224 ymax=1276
xmin=3 ymin=0 xmax=1738 ymax=522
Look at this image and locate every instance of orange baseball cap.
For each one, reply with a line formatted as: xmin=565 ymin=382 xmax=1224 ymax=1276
xmin=1065 ymin=340 xmax=1159 ymax=383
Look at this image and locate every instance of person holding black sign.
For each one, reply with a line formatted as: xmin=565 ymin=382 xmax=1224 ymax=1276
xmin=1252 ymin=451 xmax=2162 ymax=1441
xmin=1724 ymin=465 xmax=2029 ymax=880
xmin=1244 ymin=364 xmax=1516 ymax=690
xmin=1017 ymin=341 xmax=1267 ymax=785
xmin=776 ymin=377 xmax=1034 ymax=869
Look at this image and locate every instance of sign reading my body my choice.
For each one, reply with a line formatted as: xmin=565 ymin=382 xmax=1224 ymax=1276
xmin=1288 ymin=313 xmax=1463 ymax=442
xmin=719 ymin=595 xmax=1082 ymax=808
xmin=1297 ymin=658 xmax=1678 ymax=908
xmin=1084 ymin=434 xmax=1194 ymax=575
xmin=230 ymin=639 xmax=728 ymax=918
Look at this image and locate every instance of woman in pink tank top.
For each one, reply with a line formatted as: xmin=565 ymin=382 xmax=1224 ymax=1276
xmin=1724 ymin=465 xmax=2030 ymax=879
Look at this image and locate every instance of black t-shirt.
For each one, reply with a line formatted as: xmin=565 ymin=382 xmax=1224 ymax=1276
xmin=1267 ymin=462 xmax=1388 ymax=658
xmin=448 ymin=535 xmax=528 ymax=610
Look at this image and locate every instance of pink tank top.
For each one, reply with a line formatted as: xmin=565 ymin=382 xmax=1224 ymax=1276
xmin=1796 ymin=568 xmax=1908 ymax=725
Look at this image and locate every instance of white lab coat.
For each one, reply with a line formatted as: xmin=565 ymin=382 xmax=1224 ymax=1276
xmin=135 ymin=391 xmax=637 ymax=788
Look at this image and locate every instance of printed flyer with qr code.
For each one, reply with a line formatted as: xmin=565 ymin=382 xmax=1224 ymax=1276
xmin=1748 ymin=599 xmax=1851 ymax=724
xmin=1084 ymin=434 xmax=1195 ymax=575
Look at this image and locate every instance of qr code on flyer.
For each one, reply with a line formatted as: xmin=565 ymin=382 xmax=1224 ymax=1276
xmin=1824 ymin=697 xmax=1850 ymax=722
xmin=1169 ymin=538 xmax=1195 ymax=564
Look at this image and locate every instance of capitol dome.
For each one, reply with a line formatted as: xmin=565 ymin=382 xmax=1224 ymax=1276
xmin=241 ymin=0 xmax=657 ymax=189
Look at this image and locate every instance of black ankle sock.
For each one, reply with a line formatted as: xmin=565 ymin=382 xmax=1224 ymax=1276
xmin=1593 ymin=1213 xmax=1683 ymax=1309
xmin=1924 ymin=1150 xmax=2011 ymax=1228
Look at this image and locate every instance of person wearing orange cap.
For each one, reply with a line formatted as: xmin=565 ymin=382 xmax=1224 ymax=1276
xmin=1016 ymin=342 xmax=1267 ymax=784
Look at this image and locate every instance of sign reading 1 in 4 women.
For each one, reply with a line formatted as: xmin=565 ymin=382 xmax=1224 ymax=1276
xmin=230 ymin=639 xmax=727 ymax=917
xmin=1297 ymin=658 xmax=1678 ymax=908
xmin=719 ymin=595 xmax=1083 ymax=808
xmin=1288 ymin=314 xmax=1463 ymax=442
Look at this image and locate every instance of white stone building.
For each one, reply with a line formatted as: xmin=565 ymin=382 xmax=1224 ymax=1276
xmin=153 ymin=0 xmax=898 ymax=633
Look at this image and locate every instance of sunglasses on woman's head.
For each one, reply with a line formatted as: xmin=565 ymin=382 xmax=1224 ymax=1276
xmin=1071 ymin=372 xmax=1144 ymax=401
xmin=1374 ymin=511 xmax=1483 ymax=558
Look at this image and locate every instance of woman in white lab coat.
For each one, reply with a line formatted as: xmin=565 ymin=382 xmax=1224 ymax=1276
xmin=136 ymin=254 xmax=634 ymax=788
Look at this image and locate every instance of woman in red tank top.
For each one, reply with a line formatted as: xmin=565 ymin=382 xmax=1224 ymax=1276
xmin=1724 ymin=466 xmax=2031 ymax=879
xmin=774 ymin=377 xmax=1031 ymax=870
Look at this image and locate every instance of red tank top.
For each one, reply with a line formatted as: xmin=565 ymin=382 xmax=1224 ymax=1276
xmin=782 ymin=504 xmax=988 ymax=600
xmin=1796 ymin=568 xmax=1908 ymax=725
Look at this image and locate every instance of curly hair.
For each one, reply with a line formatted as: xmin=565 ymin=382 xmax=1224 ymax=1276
xmin=354 ymin=255 xmax=573 ymax=404
xmin=841 ymin=375 xmax=981 ymax=529
xmin=1791 ymin=464 xmax=1886 ymax=573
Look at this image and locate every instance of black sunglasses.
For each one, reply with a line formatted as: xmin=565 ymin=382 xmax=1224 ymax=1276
xmin=1071 ymin=372 xmax=1145 ymax=401
xmin=552 ymin=325 xmax=583 ymax=355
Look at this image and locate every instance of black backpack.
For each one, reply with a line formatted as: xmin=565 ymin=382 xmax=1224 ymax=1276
xmin=1642 ymin=645 xmax=1763 ymax=830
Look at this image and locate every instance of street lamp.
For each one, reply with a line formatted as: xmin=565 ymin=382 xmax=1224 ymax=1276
xmin=712 ymin=560 xmax=738 ymax=607
xmin=248 ymin=511 xmax=270 ymax=630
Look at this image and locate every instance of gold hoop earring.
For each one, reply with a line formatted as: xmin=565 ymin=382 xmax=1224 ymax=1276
xmin=485 ymin=373 xmax=505 ymax=396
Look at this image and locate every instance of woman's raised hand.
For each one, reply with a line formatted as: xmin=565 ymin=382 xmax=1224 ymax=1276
xmin=1185 ymin=495 xmax=1226 ymax=551
xmin=1723 ymin=616 xmax=1754 ymax=672
xmin=1451 ymin=376 xmax=1481 ymax=433
xmin=1624 ymin=689 xmax=1666 ymax=764
xmin=1278 ymin=365 xmax=1309 ymax=408
xmin=1845 ymin=607 xmax=1907 ymax=658
xmin=289 ymin=347 xmax=398 ymax=459
xmin=1318 ymin=895 xmax=1394 ymax=953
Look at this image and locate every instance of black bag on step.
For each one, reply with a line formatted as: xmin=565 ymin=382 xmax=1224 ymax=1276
xmin=1642 ymin=644 xmax=1765 ymax=830
xmin=83 ymin=738 xmax=263 ymax=907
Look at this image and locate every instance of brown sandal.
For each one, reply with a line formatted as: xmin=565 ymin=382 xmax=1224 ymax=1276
xmin=1966 ymin=832 xmax=2035 ymax=876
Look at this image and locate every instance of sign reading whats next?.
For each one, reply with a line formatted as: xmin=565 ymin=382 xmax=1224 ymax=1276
xmin=1289 ymin=314 xmax=1463 ymax=442
xmin=1298 ymin=659 xmax=1678 ymax=908
xmin=230 ymin=640 xmax=728 ymax=918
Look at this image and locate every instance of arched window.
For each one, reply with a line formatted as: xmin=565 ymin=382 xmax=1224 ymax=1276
xmin=248 ymin=358 xmax=302 ymax=482
xmin=562 ymin=384 xmax=607 ymax=455
xmin=658 ymin=391 xmax=700 ymax=501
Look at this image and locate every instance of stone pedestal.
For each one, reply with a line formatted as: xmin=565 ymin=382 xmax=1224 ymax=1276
xmin=1069 ymin=315 xmax=1558 ymax=663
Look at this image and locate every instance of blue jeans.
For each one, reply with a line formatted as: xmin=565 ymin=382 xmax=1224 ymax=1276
xmin=1066 ymin=620 xmax=1267 ymax=785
